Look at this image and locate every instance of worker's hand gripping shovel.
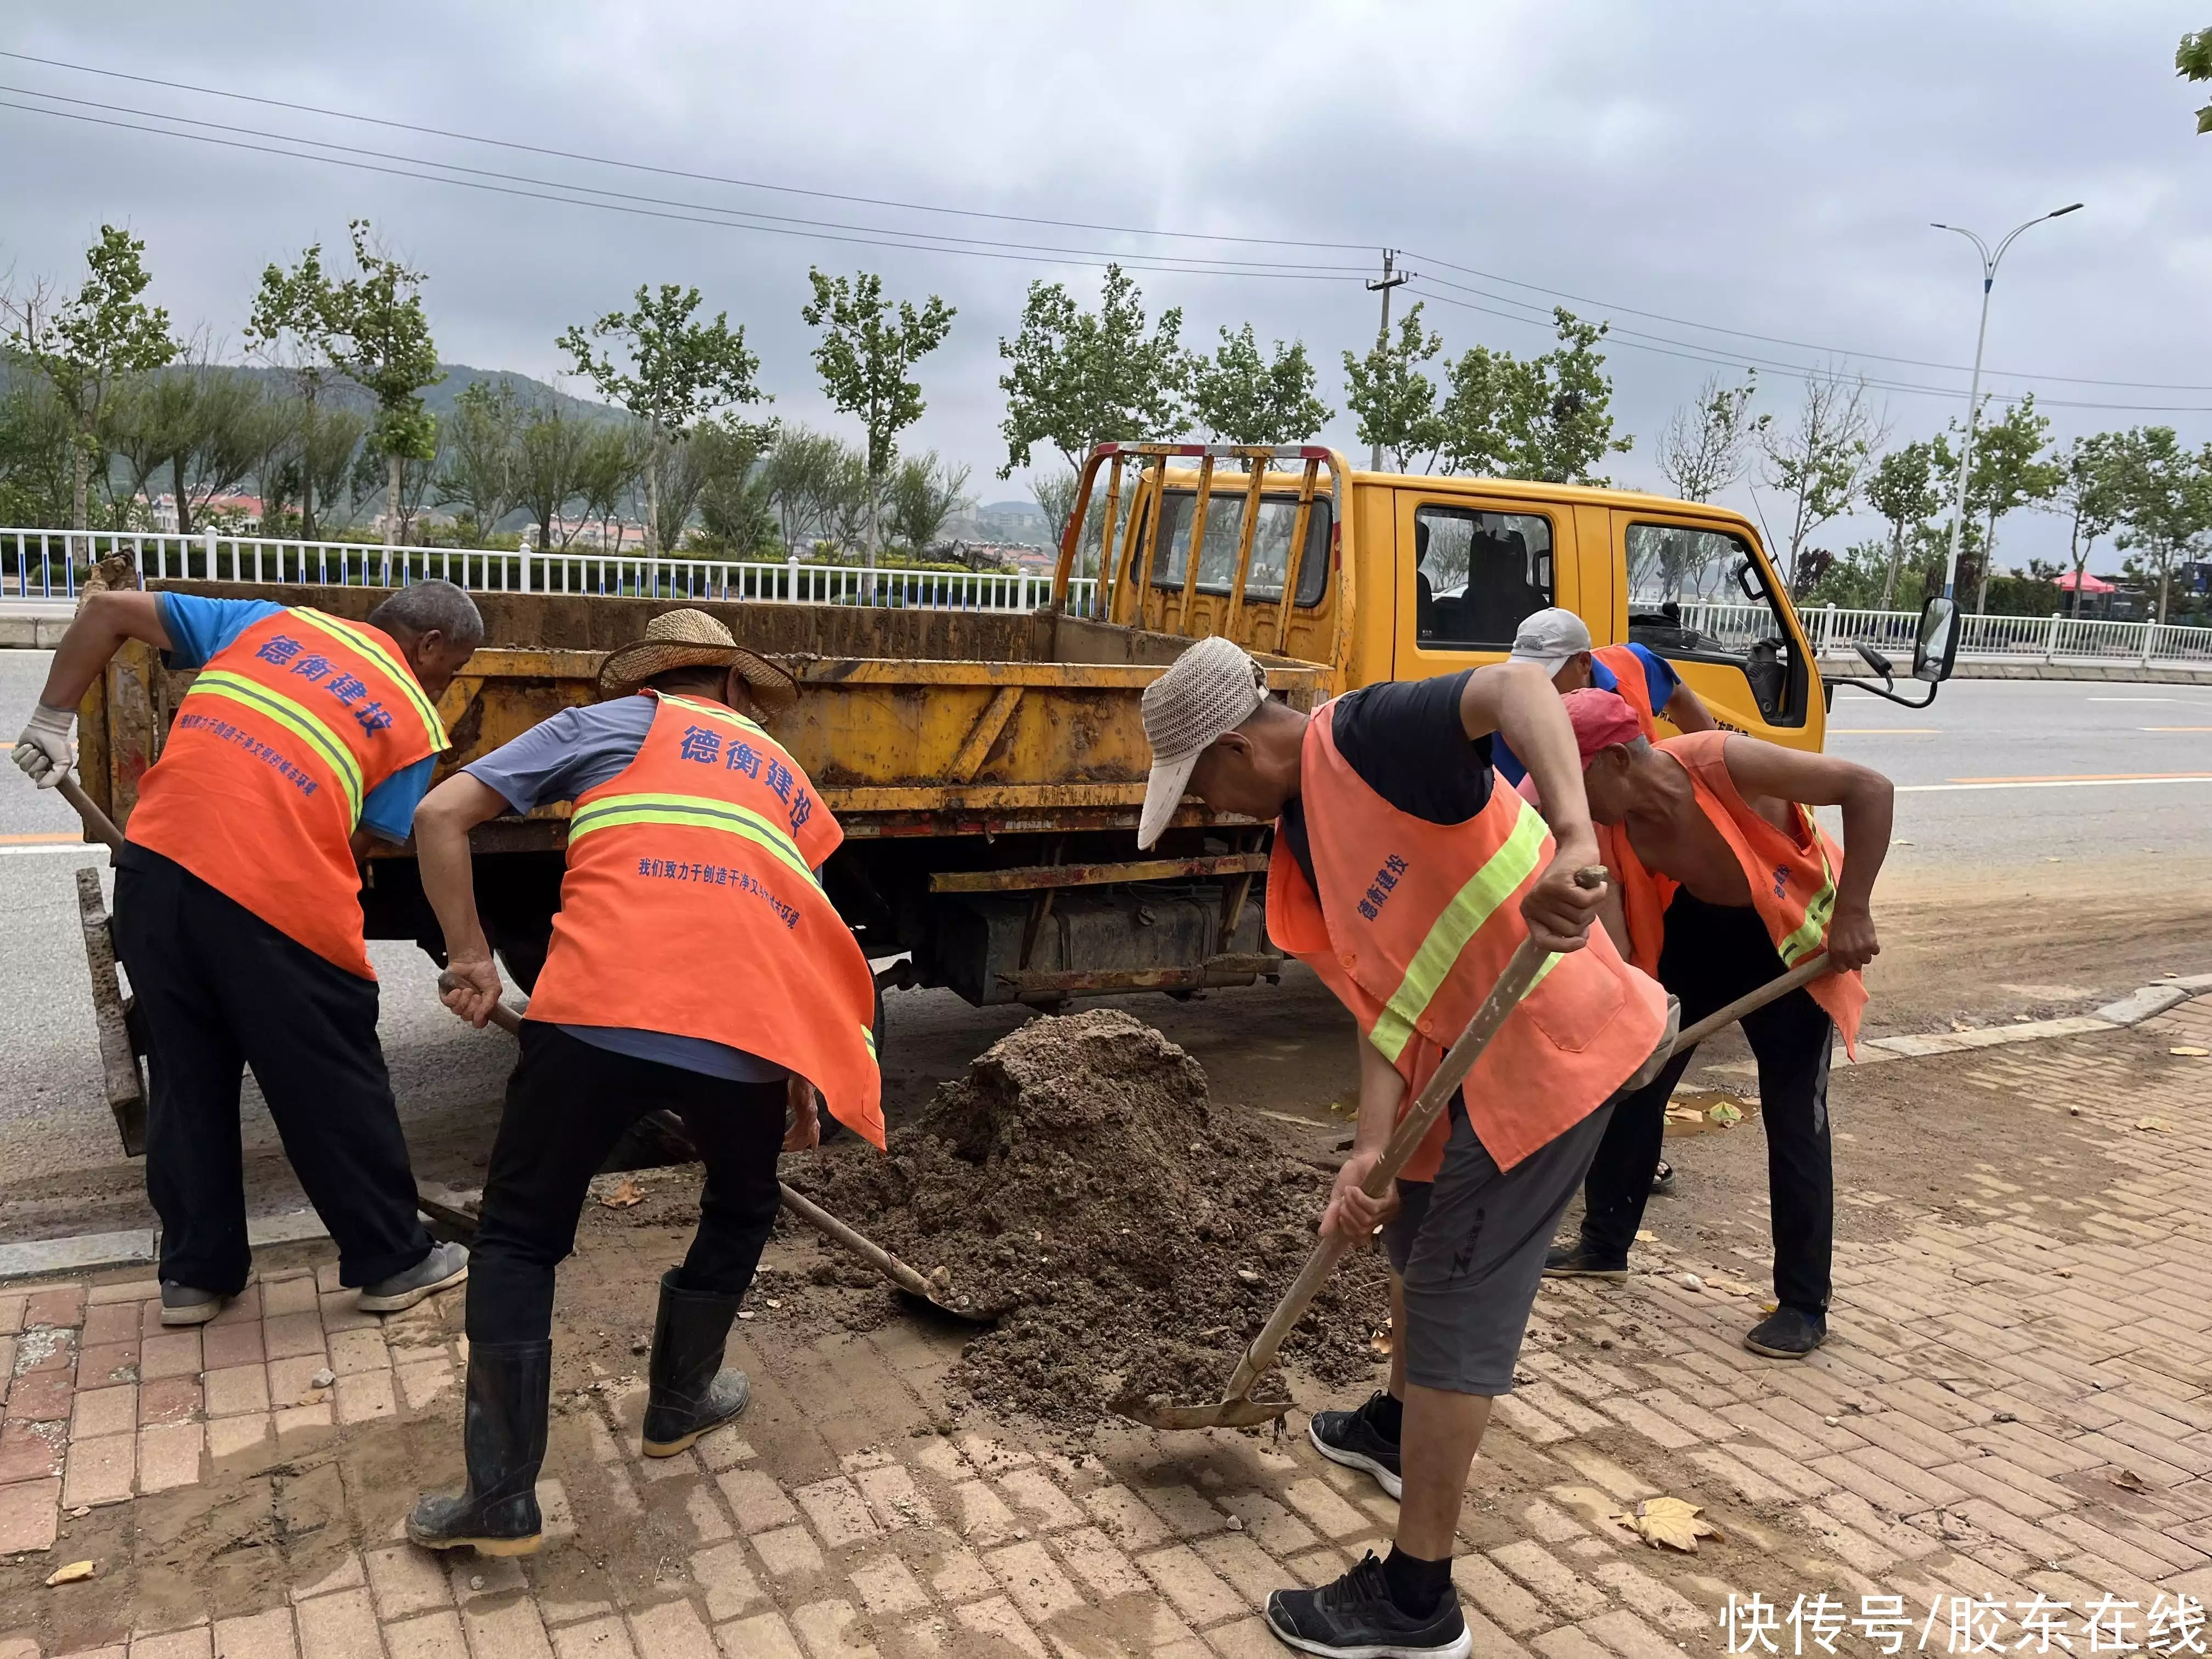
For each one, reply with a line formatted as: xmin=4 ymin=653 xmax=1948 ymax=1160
xmin=436 ymin=973 xmax=986 ymax=1322
xmin=1115 ymin=869 xmax=1611 ymax=1431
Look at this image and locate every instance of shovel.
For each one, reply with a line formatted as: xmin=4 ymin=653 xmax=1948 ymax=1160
xmin=436 ymin=973 xmax=988 ymax=1321
xmin=1116 ymin=870 xmax=1611 ymax=1431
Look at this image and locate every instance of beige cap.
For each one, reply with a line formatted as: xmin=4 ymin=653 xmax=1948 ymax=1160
xmin=1137 ymin=635 xmax=1268 ymax=849
xmin=1506 ymin=607 xmax=1593 ymax=675
xmin=595 ymin=608 xmax=800 ymax=713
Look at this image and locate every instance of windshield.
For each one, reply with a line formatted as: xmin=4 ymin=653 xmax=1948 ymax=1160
xmin=1624 ymin=522 xmax=1804 ymax=724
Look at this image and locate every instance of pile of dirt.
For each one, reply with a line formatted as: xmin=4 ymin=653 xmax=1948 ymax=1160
xmin=788 ymin=1008 xmax=1391 ymax=1427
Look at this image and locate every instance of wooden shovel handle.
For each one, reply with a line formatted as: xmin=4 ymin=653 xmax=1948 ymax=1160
xmin=1672 ymin=953 xmax=1831 ymax=1051
xmin=56 ymin=775 xmax=125 ymax=853
xmin=437 ymin=970 xmax=524 ymax=1035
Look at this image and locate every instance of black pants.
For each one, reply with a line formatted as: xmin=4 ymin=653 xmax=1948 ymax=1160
xmin=465 ymin=1023 xmax=787 ymax=1346
xmin=111 ymin=845 xmax=432 ymax=1294
xmin=1577 ymin=890 xmax=1835 ymax=1317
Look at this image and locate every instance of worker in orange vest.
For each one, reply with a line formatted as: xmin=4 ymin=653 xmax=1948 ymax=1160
xmin=1540 ymin=689 xmax=1893 ymax=1361
xmin=1137 ymin=637 xmax=1668 ymax=1659
xmin=1489 ymin=606 xmax=1714 ymax=791
xmin=12 ymin=581 xmax=483 ymax=1324
xmin=403 ymin=609 xmax=880 ymax=1556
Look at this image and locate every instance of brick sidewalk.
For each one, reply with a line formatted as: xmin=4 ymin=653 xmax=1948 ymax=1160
xmin=2 ymin=1008 xmax=2208 ymax=1658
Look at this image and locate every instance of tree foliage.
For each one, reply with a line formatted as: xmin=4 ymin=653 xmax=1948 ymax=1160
xmin=245 ymin=241 xmax=347 ymax=539
xmin=437 ymin=378 xmax=528 ymax=540
xmin=1190 ymin=325 xmax=1331 ymax=447
xmin=1862 ymin=439 xmax=1941 ymax=607
xmin=2109 ymin=425 xmax=2212 ymax=625
xmin=2181 ymin=27 xmax=2212 ymax=133
xmin=1341 ymin=301 xmax=1442 ymax=473
xmin=1958 ymin=394 xmax=2061 ymax=611
xmin=1433 ymin=308 xmax=1633 ymax=484
xmin=559 ymin=283 xmax=763 ymax=553
xmin=2046 ymin=432 xmax=2128 ymax=617
xmin=1655 ymin=374 xmax=1764 ymax=502
xmin=997 ymin=263 xmax=1188 ymax=477
xmin=887 ymin=451 xmax=972 ymax=553
xmin=321 ymin=222 xmax=442 ymax=549
xmin=1756 ymin=373 xmax=1884 ymax=591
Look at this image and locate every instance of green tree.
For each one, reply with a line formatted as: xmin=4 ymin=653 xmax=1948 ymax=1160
xmin=2180 ymin=27 xmax=2212 ymax=133
xmin=1655 ymin=373 xmax=1764 ymax=502
xmin=244 ymin=241 xmax=346 ymax=540
xmin=692 ymin=417 xmax=778 ymax=557
xmin=997 ymin=263 xmax=1189 ymax=477
xmin=510 ymin=398 xmax=589 ymax=552
xmin=761 ymin=426 xmax=850 ymax=555
xmin=573 ymin=420 xmax=648 ymax=555
xmin=2 ymin=225 xmax=177 ymax=532
xmin=802 ymin=267 xmax=955 ymax=586
xmin=321 ymin=222 xmax=441 ymax=556
xmin=558 ymin=283 xmax=764 ymax=555
xmin=2046 ymin=432 xmax=2128 ymax=618
xmin=1756 ymin=373 xmax=1884 ymax=591
xmin=1961 ymin=394 xmax=2061 ymax=612
xmin=1191 ymin=324 xmax=1333 ymax=447
xmin=0 ymin=369 xmax=76 ymax=526
xmin=887 ymin=452 xmax=972 ymax=554
xmin=2110 ymin=426 xmax=2212 ymax=625
xmin=436 ymin=378 xmax=528 ymax=541
xmin=1433 ymin=308 xmax=1633 ymax=484
xmin=1341 ymin=301 xmax=1443 ymax=473
xmin=1863 ymin=439 xmax=1942 ymax=608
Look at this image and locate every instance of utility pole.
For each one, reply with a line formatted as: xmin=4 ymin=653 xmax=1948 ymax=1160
xmin=1366 ymin=249 xmax=1413 ymax=472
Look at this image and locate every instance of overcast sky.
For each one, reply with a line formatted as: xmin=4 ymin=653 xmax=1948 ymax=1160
xmin=3 ymin=1 xmax=2207 ymax=569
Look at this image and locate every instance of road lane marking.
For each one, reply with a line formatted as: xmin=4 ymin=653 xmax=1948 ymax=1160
xmin=2141 ymin=726 xmax=2212 ymax=732
xmin=2087 ymin=697 xmax=2202 ymax=704
xmin=0 ymin=843 xmax=108 ymax=858
xmin=0 ymin=831 xmax=84 ymax=845
xmin=1898 ymin=772 xmax=2212 ymax=793
xmin=1828 ymin=728 xmax=1940 ymax=734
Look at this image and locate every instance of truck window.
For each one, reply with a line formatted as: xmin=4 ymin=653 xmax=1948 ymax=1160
xmin=1413 ymin=506 xmax=1554 ymax=651
xmin=1151 ymin=490 xmax=1331 ymax=606
xmin=1626 ymin=522 xmax=1804 ymax=724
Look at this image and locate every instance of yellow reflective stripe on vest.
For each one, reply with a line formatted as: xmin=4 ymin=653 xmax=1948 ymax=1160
xmin=860 ymin=1023 xmax=878 ymax=1061
xmin=658 ymin=692 xmax=770 ymax=741
xmin=1369 ymin=804 xmax=1551 ymax=1065
xmin=1775 ymin=805 xmax=1837 ymax=967
xmin=184 ymin=670 xmax=365 ymax=820
xmin=567 ymin=792 xmax=818 ymax=890
xmin=293 ymin=609 xmax=447 ymax=748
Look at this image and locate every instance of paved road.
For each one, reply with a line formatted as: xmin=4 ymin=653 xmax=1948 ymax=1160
xmin=2 ymin=652 xmax=2208 ymax=1226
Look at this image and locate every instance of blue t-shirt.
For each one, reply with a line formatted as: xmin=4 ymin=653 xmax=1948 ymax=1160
xmin=464 ymin=696 xmax=790 ymax=1084
xmin=1492 ymin=643 xmax=1680 ymax=787
xmin=156 ymin=594 xmax=434 ymax=844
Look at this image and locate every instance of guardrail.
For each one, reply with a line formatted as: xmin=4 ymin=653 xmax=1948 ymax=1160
xmin=1655 ymin=597 xmax=2212 ymax=669
xmin=0 ymin=527 xmax=1098 ymax=617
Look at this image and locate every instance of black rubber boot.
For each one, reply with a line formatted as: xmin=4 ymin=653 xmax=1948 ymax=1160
xmin=641 ymin=1269 xmax=753 ymax=1458
xmin=407 ymin=1341 xmax=550 ymax=1555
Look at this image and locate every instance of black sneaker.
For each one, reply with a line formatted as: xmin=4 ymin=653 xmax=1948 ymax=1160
xmin=1266 ymin=1551 xmax=1471 ymax=1659
xmin=1743 ymin=1306 xmax=1827 ymax=1359
xmin=1542 ymin=1242 xmax=1628 ymax=1281
xmin=1308 ymin=1393 xmax=1402 ymax=1499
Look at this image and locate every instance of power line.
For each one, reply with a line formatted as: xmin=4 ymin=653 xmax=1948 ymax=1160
xmin=0 ymin=48 xmax=1375 ymax=256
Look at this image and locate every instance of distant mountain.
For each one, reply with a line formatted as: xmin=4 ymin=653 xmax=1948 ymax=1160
xmin=213 ymin=362 xmax=620 ymax=424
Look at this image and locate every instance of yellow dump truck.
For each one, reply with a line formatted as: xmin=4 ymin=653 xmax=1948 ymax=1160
xmin=74 ymin=442 xmax=1956 ymax=1142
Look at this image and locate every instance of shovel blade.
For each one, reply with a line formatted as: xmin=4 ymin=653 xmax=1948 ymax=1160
xmin=1111 ymin=1393 xmax=1296 ymax=1431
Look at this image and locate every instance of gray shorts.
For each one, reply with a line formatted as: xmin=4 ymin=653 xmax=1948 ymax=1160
xmin=1382 ymin=1097 xmax=1616 ymax=1396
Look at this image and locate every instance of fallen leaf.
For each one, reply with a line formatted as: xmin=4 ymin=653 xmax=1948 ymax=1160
xmin=45 ymin=1561 xmax=95 ymax=1586
xmin=1609 ymin=1496 xmax=1723 ymax=1553
xmin=1708 ymin=1102 xmax=1743 ymax=1126
xmin=599 ymin=1178 xmax=644 ymax=1209
xmin=1635 ymin=1229 xmax=1658 ymax=1243
xmin=2109 ymin=1468 xmax=2151 ymax=1493
xmin=2135 ymin=1117 xmax=2172 ymax=1132
xmin=1370 ymin=1321 xmax=1394 ymax=1357
xmin=2170 ymin=1046 xmax=2210 ymax=1057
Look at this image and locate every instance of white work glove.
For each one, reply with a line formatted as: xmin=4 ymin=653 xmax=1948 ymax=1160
xmin=12 ymin=703 xmax=75 ymax=789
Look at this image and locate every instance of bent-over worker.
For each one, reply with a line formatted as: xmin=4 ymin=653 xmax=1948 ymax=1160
xmin=405 ymin=608 xmax=882 ymax=1556
xmin=1490 ymin=606 xmax=1713 ymax=789
xmin=1137 ymin=638 xmax=1669 ymax=1659
xmin=10 ymin=582 xmax=483 ymax=1323
xmin=1541 ymin=689 xmax=1893 ymax=1359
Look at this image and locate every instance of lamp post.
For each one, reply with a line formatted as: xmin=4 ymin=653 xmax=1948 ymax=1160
xmin=1931 ymin=203 xmax=2083 ymax=603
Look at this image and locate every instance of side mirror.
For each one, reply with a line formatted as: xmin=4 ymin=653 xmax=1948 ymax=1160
xmin=1734 ymin=558 xmax=1763 ymax=602
xmin=1855 ymin=641 xmax=1894 ymax=679
xmin=1913 ymin=596 xmax=1961 ymax=683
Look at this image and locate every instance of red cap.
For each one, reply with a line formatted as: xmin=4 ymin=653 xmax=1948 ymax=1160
xmin=1559 ymin=687 xmax=1644 ymax=766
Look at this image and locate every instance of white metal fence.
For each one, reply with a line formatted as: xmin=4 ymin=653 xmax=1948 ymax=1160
xmin=0 ymin=527 xmax=1099 ymax=617
xmin=1661 ymin=597 xmax=2212 ymax=669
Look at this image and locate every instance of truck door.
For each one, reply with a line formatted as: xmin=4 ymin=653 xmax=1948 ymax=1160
xmin=1610 ymin=511 xmax=1825 ymax=749
xmin=1387 ymin=489 xmax=1576 ymax=682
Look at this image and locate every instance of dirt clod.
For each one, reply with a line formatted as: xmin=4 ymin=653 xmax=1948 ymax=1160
xmin=790 ymin=1009 xmax=1389 ymax=1427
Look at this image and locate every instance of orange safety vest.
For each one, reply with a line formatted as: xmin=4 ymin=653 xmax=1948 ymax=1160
xmin=1591 ymin=644 xmax=1660 ymax=734
xmin=523 ymin=691 xmax=884 ymax=1147
xmin=1510 ymin=776 xmax=1674 ymax=978
xmin=1267 ymin=700 xmax=1669 ymax=1180
xmin=1656 ymin=731 xmax=1868 ymax=1054
xmin=126 ymin=606 xmax=446 ymax=979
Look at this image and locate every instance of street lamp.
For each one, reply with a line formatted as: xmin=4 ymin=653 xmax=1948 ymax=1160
xmin=1931 ymin=202 xmax=2083 ymax=603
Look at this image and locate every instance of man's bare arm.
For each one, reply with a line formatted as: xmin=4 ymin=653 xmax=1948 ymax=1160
xmin=1662 ymin=679 xmax=1717 ymax=733
xmin=1722 ymin=736 xmax=1894 ymax=970
xmin=39 ymin=591 xmax=172 ymax=711
xmin=412 ymin=772 xmax=512 ymax=1026
xmin=1458 ymin=661 xmax=1605 ymax=952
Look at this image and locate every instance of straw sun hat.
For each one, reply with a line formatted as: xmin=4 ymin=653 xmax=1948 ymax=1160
xmin=595 ymin=608 xmax=801 ymax=714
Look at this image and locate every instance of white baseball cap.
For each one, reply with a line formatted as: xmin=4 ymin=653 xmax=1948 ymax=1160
xmin=1136 ymin=636 xmax=1269 ymax=849
xmin=1506 ymin=607 xmax=1594 ymax=675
